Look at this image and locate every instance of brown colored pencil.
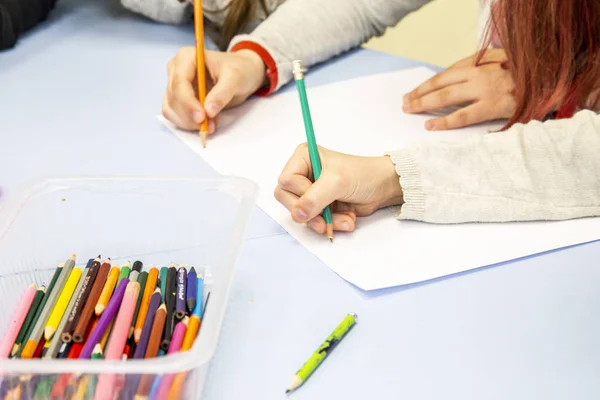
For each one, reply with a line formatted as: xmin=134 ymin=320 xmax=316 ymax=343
xmin=145 ymin=304 xmax=166 ymax=358
xmin=73 ymin=259 xmax=111 ymax=343
xmin=62 ymin=256 xmax=101 ymax=343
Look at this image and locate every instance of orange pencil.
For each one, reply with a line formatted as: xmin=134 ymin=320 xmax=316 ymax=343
xmin=134 ymin=267 xmax=159 ymax=343
xmin=95 ymin=266 xmax=120 ymax=316
xmin=145 ymin=304 xmax=166 ymax=358
xmin=193 ymin=0 xmax=209 ymax=147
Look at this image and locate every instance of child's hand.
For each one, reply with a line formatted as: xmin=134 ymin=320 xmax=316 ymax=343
xmin=162 ymin=48 xmax=266 ymax=132
xmin=402 ymin=49 xmax=515 ymax=130
xmin=274 ymin=145 xmax=404 ymax=234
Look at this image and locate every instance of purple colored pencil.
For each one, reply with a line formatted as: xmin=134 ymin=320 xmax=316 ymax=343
xmin=175 ymin=266 xmax=187 ymax=320
xmin=79 ymin=279 xmax=130 ymax=359
xmin=133 ymin=290 xmax=161 ymax=359
xmin=186 ymin=267 xmax=197 ymax=314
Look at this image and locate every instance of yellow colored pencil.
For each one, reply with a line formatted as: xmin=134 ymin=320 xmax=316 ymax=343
xmin=95 ymin=266 xmax=120 ymax=316
xmin=44 ymin=268 xmax=82 ymax=341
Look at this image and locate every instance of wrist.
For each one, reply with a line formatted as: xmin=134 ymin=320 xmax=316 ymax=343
xmin=376 ymin=156 xmax=404 ymax=208
xmin=234 ymin=49 xmax=267 ymax=94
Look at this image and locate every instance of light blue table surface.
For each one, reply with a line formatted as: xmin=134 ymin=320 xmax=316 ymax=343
xmin=1 ymin=0 xmax=599 ymax=399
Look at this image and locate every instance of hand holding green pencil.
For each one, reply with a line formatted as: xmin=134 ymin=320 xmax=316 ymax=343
xmin=278 ymin=60 xmax=404 ymax=236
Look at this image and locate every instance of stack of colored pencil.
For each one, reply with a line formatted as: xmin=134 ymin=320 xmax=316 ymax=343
xmin=0 ymin=254 xmax=208 ymax=400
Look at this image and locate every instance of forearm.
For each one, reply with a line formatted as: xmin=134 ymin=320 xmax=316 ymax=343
xmin=388 ymin=110 xmax=600 ymax=223
xmin=229 ymin=0 xmax=432 ymax=92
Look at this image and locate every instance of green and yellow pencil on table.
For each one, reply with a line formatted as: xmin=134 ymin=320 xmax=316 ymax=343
xmin=292 ymin=59 xmax=335 ymax=242
xmin=286 ymin=312 xmax=358 ymax=394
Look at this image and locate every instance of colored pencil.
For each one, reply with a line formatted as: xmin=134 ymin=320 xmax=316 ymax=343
xmin=0 ymin=283 xmax=36 ymax=359
xmin=44 ymin=267 xmax=82 ymax=341
xmin=63 ymin=257 xmax=101 ymax=343
xmin=148 ymin=376 xmax=162 ymax=400
xmin=129 ymin=270 xmax=140 ymax=283
xmin=129 ymin=271 xmax=147 ymax=339
xmin=57 ymin=342 xmax=71 ymax=359
xmin=181 ymin=277 xmax=204 ymax=351
xmin=95 ymin=265 xmax=120 ymax=316
xmin=186 ymin=266 xmax=197 ymax=313
xmin=159 ymin=267 xmax=168 ymax=302
xmin=74 ymin=375 xmax=89 ymax=400
xmin=292 ymin=59 xmax=334 ymax=241
xmin=146 ymin=304 xmax=166 ymax=358
xmin=80 ymin=278 xmax=129 ymax=359
xmin=157 ymin=318 xmax=189 ymax=399
xmin=21 ymin=255 xmax=75 ymax=358
xmin=175 ymin=266 xmax=187 ymax=320
xmin=285 ymin=312 xmax=358 ymax=393
xmin=105 ymin=281 xmax=140 ymax=360
xmin=161 ymin=266 xmax=177 ymax=350
xmin=92 ymin=343 xmax=103 ymax=360
xmin=73 ymin=259 xmax=111 ymax=343
xmin=133 ymin=289 xmax=161 ymax=359
xmin=99 ymin=318 xmax=114 ymax=351
xmin=11 ymin=285 xmax=45 ymax=357
xmin=118 ymin=261 xmax=131 ymax=284
xmin=132 ymin=260 xmax=143 ymax=273
xmin=45 ymin=263 xmax=88 ymax=358
xmin=133 ymin=267 xmax=158 ymax=343
xmin=15 ymin=263 xmax=63 ymax=358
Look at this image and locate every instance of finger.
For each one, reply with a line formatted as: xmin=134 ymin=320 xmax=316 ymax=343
xmin=293 ymin=173 xmax=344 ymax=223
xmin=404 ymin=82 xmax=476 ymax=114
xmin=332 ymin=213 xmax=355 ymax=232
xmin=162 ymin=95 xmax=189 ymax=130
xmin=169 ymin=74 xmax=205 ymax=130
xmin=404 ymin=68 xmax=470 ymax=103
xmin=278 ymin=144 xmax=312 ymax=186
xmin=277 ymin=173 xmax=313 ymax=198
xmin=306 ymin=212 xmax=355 ymax=234
xmin=274 ymin=185 xmax=300 ymax=212
xmin=204 ymin=69 xmax=243 ymax=118
xmin=424 ymin=102 xmax=494 ymax=131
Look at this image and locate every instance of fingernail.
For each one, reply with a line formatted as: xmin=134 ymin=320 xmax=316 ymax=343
xmin=340 ymin=222 xmax=351 ymax=231
xmin=403 ymin=103 xmax=412 ymax=112
xmin=206 ymin=103 xmax=219 ymax=116
xmin=309 ymin=220 xmax=320 ymax=231
xmin=192 ymin=112 xmax=204 ymax=124
xmin=294 ymin=208 xmax=308 ymax=222
xmin=425 ymin=121 xmax=434 ymax=130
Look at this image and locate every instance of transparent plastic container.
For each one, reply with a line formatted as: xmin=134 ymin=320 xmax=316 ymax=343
xmin=0 ymin=176 xmax=257 ymax=399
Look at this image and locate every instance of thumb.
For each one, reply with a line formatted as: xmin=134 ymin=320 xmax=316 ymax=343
xmin=204 ymin=69 xmax=240 ymax=118
xmin=292 ymin=173 xmax=343 ymax=223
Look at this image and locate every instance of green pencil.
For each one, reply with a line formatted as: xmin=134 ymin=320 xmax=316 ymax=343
xmin=160 ymin=266 xmax=168 ymax=302
xmin=118 ymin=261 xmax=131 ymax=283
xmin=11 ymin=285 xmax=46 ymax=356
xmin=292 ymin=59 xmax=334 ymax=241
xmin=16 ymin=263 xmax=64 ymax=357
xmin=286 ymin=312 xmax=358 ymax=394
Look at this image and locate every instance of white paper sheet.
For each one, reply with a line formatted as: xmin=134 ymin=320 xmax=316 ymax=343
xmin=159 ymin=67 xmax=600 ymax=290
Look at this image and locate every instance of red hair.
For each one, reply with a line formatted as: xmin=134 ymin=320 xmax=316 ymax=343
xmin=480 ymin=0 xmax=600 ymax=129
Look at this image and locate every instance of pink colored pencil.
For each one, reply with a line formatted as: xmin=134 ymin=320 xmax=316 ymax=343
xmin=104 ymin=281 xmax=140 ymax=360
xmin=155 ymin=317 xmax=189 ymax=399
xmin=94 ymin=282 xmax=140 ymax=400
xmin=0 ymin=284 xmax=36 ymax=359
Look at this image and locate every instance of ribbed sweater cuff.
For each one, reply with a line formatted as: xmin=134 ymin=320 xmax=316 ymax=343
xmin=387 ymin=150 xmax=426 ymax=220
